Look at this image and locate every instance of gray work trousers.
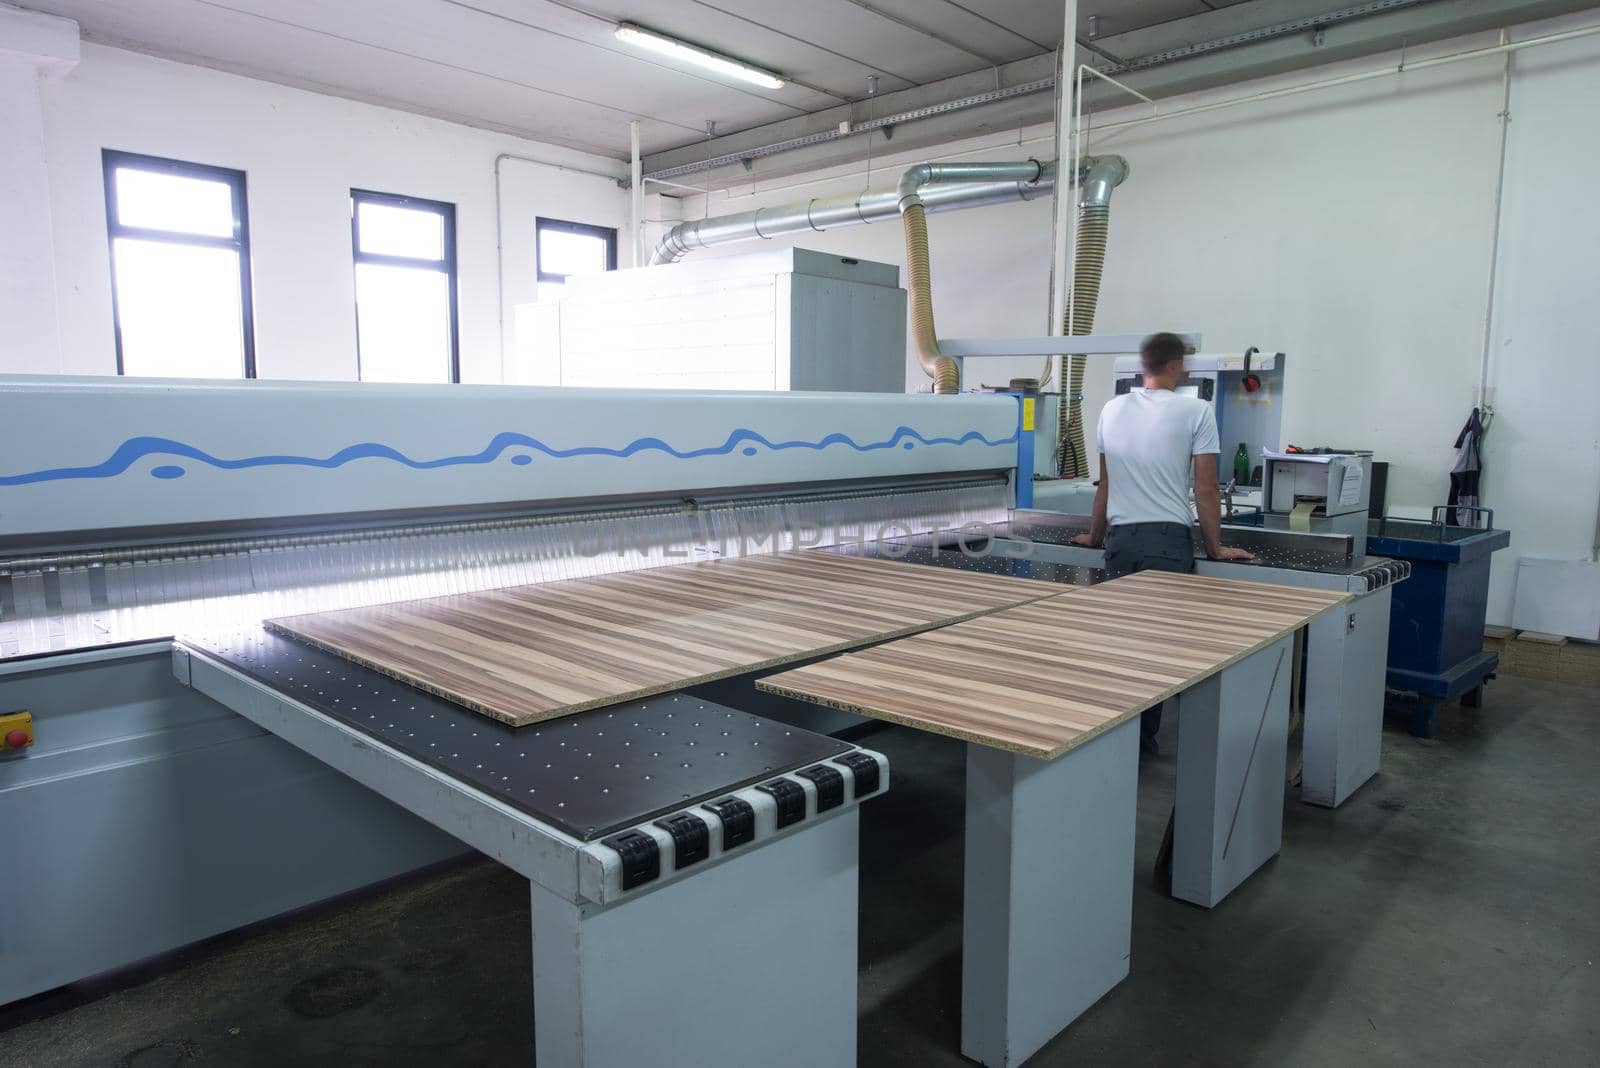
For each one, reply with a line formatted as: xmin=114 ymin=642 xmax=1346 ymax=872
xmin=1104 ymin=522 xmax=1196 ymax=749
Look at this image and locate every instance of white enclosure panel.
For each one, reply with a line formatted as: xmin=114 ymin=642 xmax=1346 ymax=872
xmin=514 ymin=248 xmax=905 ymax=393
xmin=0 ymin=376 xmax=1020 ymax=537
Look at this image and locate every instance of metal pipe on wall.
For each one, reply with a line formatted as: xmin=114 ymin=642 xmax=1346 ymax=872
xmin=648 ymin=165 xmax=1055 ymax=265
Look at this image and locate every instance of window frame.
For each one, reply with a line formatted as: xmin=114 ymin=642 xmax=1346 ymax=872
xmin=350 ymin=188 xmax=461 ymax=384
xmin=102 ymin=149 xmax=257 ymax=378
xmin=536 ymin=217 xmax=618 ymax=285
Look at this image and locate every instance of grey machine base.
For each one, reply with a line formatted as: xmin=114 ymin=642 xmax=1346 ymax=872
xmin=957 ymin=635 xmax=1295 ymax=1066
xmin=988 ymin=523 xmax=1393 ymax=810
xmin=0 ymin=644 xmax=468 ymax=1008
xmin=174 ymin=641 xmax=878 ymax=1066
xmin=962 ymin=719 xmax=1140 ymax=1068
xmin=1172 ymin=635 xmax=1294 ymax=907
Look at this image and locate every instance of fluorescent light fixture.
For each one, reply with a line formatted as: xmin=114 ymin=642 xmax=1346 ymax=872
xmin=615 ymin=24 xmax=785 ymax=90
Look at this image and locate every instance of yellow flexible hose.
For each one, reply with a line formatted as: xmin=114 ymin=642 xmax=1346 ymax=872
xmin=902 ymin=200 xmax=960 ymax=395
xmin=1059 ymin=204 xmax=1110 ymax=478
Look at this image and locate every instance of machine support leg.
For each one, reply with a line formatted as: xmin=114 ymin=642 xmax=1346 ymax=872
xmin=1172 ymin=635 xmax=1294 ymax=908
xmin=1410 ymin=700 xmax=1438 ymax=738
xmin=1300 ymin=589 xmax=1391 ymax=808
xmin=531 ymin=811 xmax=861 ymax=1067
xmin=961 ymin=719 xmax=1140 ymax=1068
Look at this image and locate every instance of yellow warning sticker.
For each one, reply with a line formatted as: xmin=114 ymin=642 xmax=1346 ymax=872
xmin=1021 ymin=397 xmax=1036 ymax=431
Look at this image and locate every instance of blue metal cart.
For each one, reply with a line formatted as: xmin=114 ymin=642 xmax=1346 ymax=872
xmin=1367 ymin=508 xmax=1511 ymax=737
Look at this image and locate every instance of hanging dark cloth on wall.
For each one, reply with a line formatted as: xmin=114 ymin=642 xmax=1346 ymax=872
xmin=1448 ymin=408 xmax=1486 ymax=527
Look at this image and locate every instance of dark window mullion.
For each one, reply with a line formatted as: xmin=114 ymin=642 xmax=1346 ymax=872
xmin=354 ymin=250 xmax=449 ymax=271
xmin=107 ymin=224 xmax=242 ymax=250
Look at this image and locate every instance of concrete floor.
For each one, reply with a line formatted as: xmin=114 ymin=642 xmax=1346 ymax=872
xmin=3 ymin=676 xmax=1596 ymax=1067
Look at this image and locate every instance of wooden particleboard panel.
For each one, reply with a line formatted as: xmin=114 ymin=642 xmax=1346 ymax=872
xmin=758 ymin=571 xmax=1351 ymax=760
xmin=264 ymin=551 xmax=1064 ymax=727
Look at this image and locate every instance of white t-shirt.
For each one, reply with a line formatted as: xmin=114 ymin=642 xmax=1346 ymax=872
xmin=1095 ymin=388 xmax=1220 ymax=527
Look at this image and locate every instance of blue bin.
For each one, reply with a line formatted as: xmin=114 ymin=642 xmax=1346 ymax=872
xmin=1366 ymin=513 xmax=1511 ymax=736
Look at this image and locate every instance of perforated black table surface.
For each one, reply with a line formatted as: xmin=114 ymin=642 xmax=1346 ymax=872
xmin=823 ymin=539 xmax=1105 ymax=587
xmin=181 ymin=627 xmax=850 ymax=842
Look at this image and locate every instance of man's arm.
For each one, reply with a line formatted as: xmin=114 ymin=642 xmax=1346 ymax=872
xmin=1194 ymin=454 xmax=1253 ymax=562
xmin=1073 ymin=456 xmax=1110 ymax=547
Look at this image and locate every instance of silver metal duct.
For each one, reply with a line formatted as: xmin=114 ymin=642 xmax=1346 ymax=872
xmin=1079 ymin=154 xmax=1129 ymax=208
xmin=896 ymin=159 xmax=1045 ymax=209
xmin=649 ymin=163 xmax=1057 ymax=265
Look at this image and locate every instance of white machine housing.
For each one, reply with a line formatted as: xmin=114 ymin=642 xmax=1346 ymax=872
xmin=512 ymin=248 xmax=907 ymax=392
xmin=1262 ymin=451 xmax=1373 ymax=553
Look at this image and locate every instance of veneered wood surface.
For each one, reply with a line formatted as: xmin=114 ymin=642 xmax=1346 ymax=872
xmin=757 ymin=571 xmax=1351 ymax=760
xmin=264 ymin=551 xmax=1063 ymax=727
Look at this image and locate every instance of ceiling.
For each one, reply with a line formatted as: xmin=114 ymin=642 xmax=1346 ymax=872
xmin=20 ymin=0 xmax=1253 ymax=158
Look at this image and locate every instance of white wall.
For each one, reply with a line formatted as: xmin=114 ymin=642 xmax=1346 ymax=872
xmin=6 ymin=21 xmax=1595 ymax=624
xmin=678 ymin=17 xmax=1600 ymax=625
xmin=1481 ymin=24 xmax=1600 ymax=624
xmin=26 ymin=42 xmax=649 ymax=382
xmin=0 ymin=3 xmax=74 ymax=376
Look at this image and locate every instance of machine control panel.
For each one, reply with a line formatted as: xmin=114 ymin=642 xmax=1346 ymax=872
xmin=0 ymin=710 xmax=33 ymax=753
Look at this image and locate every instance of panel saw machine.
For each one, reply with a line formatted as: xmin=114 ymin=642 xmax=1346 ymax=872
xmin=0 ymin=364 xmax=1405 ymax=1066
xmin=0 ymin=373 xmax=1018 ymax=1065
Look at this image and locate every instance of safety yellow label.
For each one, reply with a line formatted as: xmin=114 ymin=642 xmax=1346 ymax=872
xmin=1021 ymin=397 xmax=1036 ymax=431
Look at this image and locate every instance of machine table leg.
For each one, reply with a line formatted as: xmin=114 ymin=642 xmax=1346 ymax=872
xmin=1300 ymin=590 xmax=1391 ymax=808
xmin=531 ymin=810 xmax=860 ymax=1068
xmin=961 ymin=719 xmax=1140 ymax=1068
xmin=1172 ymin=635 xmax=1294 ymax=908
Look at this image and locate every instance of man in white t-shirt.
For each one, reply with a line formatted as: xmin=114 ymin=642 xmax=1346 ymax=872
xmin=1074 ymin=331 xmax=1253 ymax=753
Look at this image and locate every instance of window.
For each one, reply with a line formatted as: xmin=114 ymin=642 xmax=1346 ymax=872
xmin=103 ymin=150 xmax=255 ymax=378
xmin=351 ymin=189 xmax=459 ymax=383
xmin=536 ymin=217 xmax=617 ymax=295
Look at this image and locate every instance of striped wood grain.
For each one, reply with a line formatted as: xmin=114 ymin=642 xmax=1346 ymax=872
xmin=264 ymin=551 xmax=1064 ymax=727
xmin=757 ymin=570 xmax=1351 ymax=760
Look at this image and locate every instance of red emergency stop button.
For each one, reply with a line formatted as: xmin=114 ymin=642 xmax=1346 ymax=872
xmin=1 ymin=711 xmax=33 ymax=750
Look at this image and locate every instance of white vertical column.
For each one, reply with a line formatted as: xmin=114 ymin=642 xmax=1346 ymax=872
xmin=629 ymin=120 xmax=644 ymax=267
xmin=0 ymin=5 xmax=79 ymax=374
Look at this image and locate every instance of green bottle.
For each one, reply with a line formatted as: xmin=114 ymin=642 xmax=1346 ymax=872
xmin=1233 ymin=443 xmax=1251 ymax=485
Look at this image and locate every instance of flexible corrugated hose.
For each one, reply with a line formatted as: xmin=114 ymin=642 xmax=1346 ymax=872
xmin=902 ymin=200 xmax=961 ymax=394
xmin=1059 ymin=202 xmax=1110 ymax=478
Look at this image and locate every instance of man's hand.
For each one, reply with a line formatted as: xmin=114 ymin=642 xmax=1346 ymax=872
xmin=1071 ymin=533 xmax=1101 ymax=548
xmin=1209 ymin=546 xmax=1255 ymax=562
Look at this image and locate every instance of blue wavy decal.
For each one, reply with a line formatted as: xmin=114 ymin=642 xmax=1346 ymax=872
xmin=0 ymin=426 xmax=1018 ymax=486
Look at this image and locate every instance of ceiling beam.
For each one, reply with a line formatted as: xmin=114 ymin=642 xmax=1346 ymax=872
xmin=640 ymin=0 xmax=1600 ymax=189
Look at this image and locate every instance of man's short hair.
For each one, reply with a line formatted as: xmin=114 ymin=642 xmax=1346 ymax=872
xmin=1140 ymin=332 xmax=1188 ymax=373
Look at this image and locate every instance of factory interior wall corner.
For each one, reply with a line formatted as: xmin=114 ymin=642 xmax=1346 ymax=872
xmin=674 ymin=11 xmax=1600 ymax=628
xmin=22 ymin=39 xmax=639 ymax=383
